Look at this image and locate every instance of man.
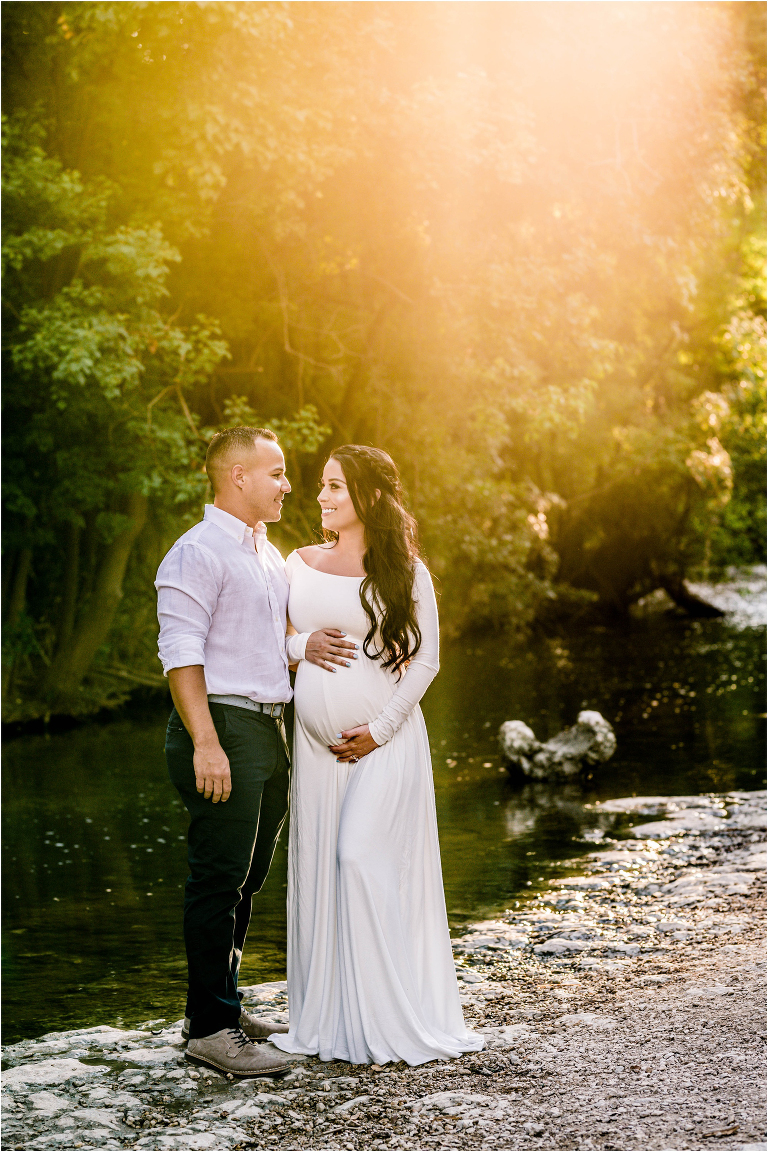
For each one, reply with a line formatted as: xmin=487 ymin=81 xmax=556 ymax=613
xmin=156 ymin=426 xmax=352 ymax=1077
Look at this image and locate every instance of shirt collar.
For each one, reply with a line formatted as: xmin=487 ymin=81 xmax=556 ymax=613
xmin=204 ymin=504 xmax=264 ymax=546
xmin=253 ymin=522 xmax=268 ymax=553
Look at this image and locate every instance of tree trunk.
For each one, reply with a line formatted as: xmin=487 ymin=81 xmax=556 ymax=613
xmin=5 ymin=548 xmax=32 ymax=626
xmin=2 ymin=551 xmax=16 ymax=615
xmin=43 ymin=494 xmax=148 ymax=707
xmin=54 ymin=522 xmax=81 ymax=656
xmin=2 ymin=547 xmax=33 ymax=699
xmin=79 ymin=512 xmax=99 ymax=606
xmin=659 ymin=574 xmax=726 ymax=618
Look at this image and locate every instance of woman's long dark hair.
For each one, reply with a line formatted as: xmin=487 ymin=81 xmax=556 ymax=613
xmin=325 ymin=445 xmax=422 ymax=674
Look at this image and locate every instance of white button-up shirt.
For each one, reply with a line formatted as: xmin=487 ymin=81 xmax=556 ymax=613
xmin=155 ymin=505 xmax=293 ymax=703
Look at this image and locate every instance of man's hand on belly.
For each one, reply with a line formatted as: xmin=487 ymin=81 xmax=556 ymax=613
xmin=194 ymin=739 xmax=232 ymax=803
xmin=305 ymin=628 xmax=359 ymax=672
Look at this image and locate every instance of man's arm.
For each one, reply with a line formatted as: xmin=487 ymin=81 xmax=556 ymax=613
xmin=168 ymin=666 xmax=231 ymax=803
xmin=156 ymin=542 xmax=229 ymax=802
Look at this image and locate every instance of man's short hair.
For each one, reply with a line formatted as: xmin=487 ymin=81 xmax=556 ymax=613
xmin=205 ymin=426 xmax=278 ymax=492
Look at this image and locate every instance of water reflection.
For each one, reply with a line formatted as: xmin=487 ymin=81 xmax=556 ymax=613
xmin=2 ymin=616 xmax=764 ymax=1043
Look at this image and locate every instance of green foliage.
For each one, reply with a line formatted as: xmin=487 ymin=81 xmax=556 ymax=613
xmin=707 ymin=310 xmax=767 ymax=569
xmin=2 ymin=1 xmax=765 ymax=718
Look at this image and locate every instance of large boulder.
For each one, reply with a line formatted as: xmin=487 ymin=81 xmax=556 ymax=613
xmin=499 ymin=710 xmax=616 ymax=779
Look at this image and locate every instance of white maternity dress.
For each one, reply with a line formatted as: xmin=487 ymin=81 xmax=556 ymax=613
xmin=271 ymin=551 xmax=483 ymax=1067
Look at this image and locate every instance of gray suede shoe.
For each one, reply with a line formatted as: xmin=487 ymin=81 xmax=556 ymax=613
xmin=185 ymin=1026 xmax=288 ymax=1078
xmin=181 ymin=1007 xmax=289 ymax=1042
xmin=240 ymin=1006 xmax=290 ymax=1040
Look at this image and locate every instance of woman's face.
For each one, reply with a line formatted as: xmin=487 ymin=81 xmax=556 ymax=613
xmin=318 ymin=458 xmax=361 ymax=534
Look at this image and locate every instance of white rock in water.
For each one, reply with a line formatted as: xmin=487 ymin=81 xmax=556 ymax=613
xmin=629 ymin=819 xmax=686 ymax=838
xmin=238 ymin=980 xmax=287 ymax=997
xmin=499 ymin=711 xmax=616 ymax=779
xmin=726 ymin=809 xmax=767 ymax=831
xmin=596 ymin=795 xmax=723 ymax=815
xmin=686 ymin=566 xmax=766 ymax=629
xmin=631 ymin=809 xmax=729 ymax=837
xmin=596 ymin=796 xmax=672 ymax=814
xmin=3 ymin=1058 xmax=107 ymax=1089
xmin=537 ymin=710 xmax=616 ymax=768
xmin=497 ymin=721 xmax=539 ymax=768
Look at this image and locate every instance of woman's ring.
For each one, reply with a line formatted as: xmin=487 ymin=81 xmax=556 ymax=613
xmin=351 ymin=755 xmax=359 ymax=763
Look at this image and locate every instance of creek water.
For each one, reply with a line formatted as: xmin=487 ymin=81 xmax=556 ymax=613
xmin=3 ymin=611 xmax=765 ymax=1045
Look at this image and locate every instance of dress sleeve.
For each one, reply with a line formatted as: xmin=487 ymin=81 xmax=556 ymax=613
xmin=285 ymin=630 xmax=310 ymax=663
xmin=284 ymin=551 xmax=311 ymax=662
xmin=368 ymin=562 xmax=440 ymax=747
xmin=155 ymin=542 xmax=223 ymax=675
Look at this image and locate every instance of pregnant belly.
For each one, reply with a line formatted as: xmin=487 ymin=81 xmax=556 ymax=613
xmin=294 ymin=656 xmax=394 ymax=746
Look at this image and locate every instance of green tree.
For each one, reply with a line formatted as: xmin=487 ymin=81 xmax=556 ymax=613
xmin=2 ymin=1 xmax=764 ymax=718
xmin=2 ymin=117 xmax=229 ymax=714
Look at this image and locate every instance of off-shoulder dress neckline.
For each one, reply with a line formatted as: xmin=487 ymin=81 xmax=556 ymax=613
xmin=293 ymin=548 xmax=364 ymax=580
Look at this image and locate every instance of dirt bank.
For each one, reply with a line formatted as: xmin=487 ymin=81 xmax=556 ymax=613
xmin=2 ymin=791 xmax=765 ymax=1152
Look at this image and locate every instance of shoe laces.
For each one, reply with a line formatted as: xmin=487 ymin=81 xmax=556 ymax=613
xmin=227 ymin=1026 xmax=252 ymax=1051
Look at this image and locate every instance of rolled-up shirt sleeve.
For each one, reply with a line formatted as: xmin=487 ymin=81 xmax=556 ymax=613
xmin=368 ymin=563 xmax=440 ymax=747
xmin=155 ymin=543 xmax=223 ymax=675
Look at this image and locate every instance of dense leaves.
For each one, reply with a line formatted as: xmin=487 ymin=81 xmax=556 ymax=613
xmin=2 ymin=1 xmax=765 ymax=719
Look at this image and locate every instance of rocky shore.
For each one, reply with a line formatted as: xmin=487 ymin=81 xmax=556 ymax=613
xmin=2 ymin=790 xmax=765 ymax=1152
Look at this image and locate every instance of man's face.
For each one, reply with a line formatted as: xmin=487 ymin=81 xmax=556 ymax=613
xmin=241 ymin=438 xmax=291 ymax=523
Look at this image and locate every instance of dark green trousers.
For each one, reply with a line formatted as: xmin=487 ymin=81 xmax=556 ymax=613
xmin=165 ymin=702 xmax=289 ymax=1039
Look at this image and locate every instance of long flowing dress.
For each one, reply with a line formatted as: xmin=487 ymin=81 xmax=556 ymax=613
xmin=270 ymin=550 xmax=484 ymax=1067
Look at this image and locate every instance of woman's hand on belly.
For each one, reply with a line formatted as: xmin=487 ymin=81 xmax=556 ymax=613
xmin=329 ymin=724 xmax=380 ymax=762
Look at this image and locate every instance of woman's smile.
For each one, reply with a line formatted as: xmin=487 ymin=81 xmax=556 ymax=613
xmin=317 ymin=463 xmax=360 ymax=534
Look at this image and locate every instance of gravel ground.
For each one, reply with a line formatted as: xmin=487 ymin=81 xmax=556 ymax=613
xmin=2 ymin=790 xmax=765 ymax=1152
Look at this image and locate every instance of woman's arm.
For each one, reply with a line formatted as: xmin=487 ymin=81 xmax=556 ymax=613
xmin=285 ymin=618 xmax=301 ymax=672
xmin=331 ymin=564 xmax=439 ymax=760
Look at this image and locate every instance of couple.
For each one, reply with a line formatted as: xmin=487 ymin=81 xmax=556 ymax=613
xmin=156 ymin=426 xmax=483 ymax=1076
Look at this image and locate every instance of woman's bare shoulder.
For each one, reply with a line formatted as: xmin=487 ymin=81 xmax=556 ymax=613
xmin=297 ymin=543 xmax=333 ymax=558
xmin=296 ymin=543 xmax=335 ymax=570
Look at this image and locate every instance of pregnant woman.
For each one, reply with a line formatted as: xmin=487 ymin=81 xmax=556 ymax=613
xmin=274 ymin=445 xmax=483 ymax=1067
